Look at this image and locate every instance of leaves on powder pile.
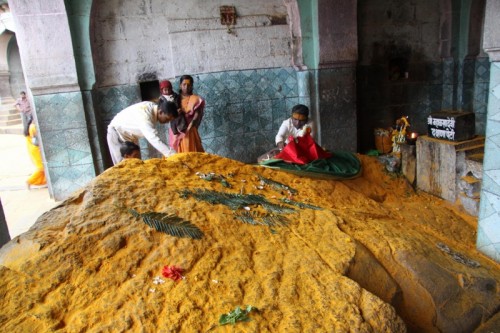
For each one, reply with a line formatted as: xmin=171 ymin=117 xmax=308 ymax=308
xmin=255 ymin=173 xmax=298 ymax=194
xmin=180 ymin=188 xmax=295 ymax=213
xmin=196 ymin=172 xmax=232 ymax=188
xmin=219 ymin=305 xmax=258 ymax=326
xmin=261 ymin=214 xmax=289 ymax=227
xmin=234 ymin=211 xmax=289 ymax=227
xmin=280 ymin=198 xmax=323 ymax=210
xmin=128 ymin=208 xmax=203 ymax=240
xmin=261 ymin=202 xmax=296 ymax=214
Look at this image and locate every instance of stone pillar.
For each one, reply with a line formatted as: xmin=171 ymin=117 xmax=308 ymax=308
xmin=477 ymin=0 xmax=500 ymax=262
xmin=8 ymin=0 xmax=96 ymax=201
xmin=315 ymin=0 xmax=357 ymax=151
xmin=416 ymin=135 xmax=484 ymax=202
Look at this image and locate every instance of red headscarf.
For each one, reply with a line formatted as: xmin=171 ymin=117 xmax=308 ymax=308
xmin=159 ymin=80 xmax=172 ymax=90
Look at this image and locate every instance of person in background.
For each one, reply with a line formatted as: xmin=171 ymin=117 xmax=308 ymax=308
xmin=275 ymin=104 xmax=314 ymax=150
xmin=25 ymin=118 xmax=47 ymax=189
xmin=107 ymin=99 xmax=178 ymax=165
xmin=169 ymin=75 xmax=205 ymax=153
xmin=120 ymin=141 xmax=141 ymax=159
xmin=159 ymin=80 xmax=179 ymax=104
xmin=14 ymin=91 xmax=32 ymax=136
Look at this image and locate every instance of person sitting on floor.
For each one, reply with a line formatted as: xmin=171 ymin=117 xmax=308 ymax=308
xmin=275 ymin=104 xmax=315 ymax=151
xmin=258 ymin=104 xmax=315 ymax=162
xmin=120 ymin=141 xmax=141 ymax=160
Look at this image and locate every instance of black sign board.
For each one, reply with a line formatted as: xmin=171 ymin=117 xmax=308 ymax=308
xmin=427 ymin=112 xmax=475 ymax=142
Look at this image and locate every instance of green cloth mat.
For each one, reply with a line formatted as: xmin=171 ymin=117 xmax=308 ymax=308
xmin=258 ymin=151 xmax=362 ymax=180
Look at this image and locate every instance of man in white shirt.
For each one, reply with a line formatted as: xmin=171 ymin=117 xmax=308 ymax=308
xmin=107 ymin=99 xmax=178 ymax=165
xmin=275 ymin=104 xmax=315 ymax=150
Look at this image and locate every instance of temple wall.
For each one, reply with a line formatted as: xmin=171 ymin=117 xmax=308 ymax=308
xmin=91 ymin=0 xmax=318 ymax=163
xmin=91 ymin=0 xmax=291 ymax=86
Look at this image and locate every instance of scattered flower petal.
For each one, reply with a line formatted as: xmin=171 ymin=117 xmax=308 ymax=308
xmin=153 ymin=276 xmax=165 ymax=284
xmin=162 ymin=265 xmax=185 ymax=282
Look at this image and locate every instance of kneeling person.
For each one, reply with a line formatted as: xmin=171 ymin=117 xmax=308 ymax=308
xmin=275 ymin=104 xmax=314 ymax=150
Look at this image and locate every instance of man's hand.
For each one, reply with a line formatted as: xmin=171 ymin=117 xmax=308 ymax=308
xmin=277 ymin=141 xmax=284 ymax=150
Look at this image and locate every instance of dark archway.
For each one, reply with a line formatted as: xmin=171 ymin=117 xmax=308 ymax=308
xmin=466 ymin=0 xmax=486 ymax=58
xmin=7 ymin=35 xmax=26 ymax=97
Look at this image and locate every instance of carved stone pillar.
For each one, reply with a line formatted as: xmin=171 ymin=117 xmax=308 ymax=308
xmin=477 ymin=0 xmax=500 ymax=262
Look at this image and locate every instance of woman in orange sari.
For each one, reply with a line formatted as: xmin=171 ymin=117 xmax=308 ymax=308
xmin=25 ymin=119 xmax=46 ymax=189
xmin=169 ymin=75 xmax=205 ymax=152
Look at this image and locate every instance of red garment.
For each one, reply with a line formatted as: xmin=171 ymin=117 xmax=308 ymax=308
xmin=274 ymin=133 xmax=332 ymax=165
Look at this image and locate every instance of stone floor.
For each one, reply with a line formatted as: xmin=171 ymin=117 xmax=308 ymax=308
xmin=0 ymin=133 xmax=59 ymax=239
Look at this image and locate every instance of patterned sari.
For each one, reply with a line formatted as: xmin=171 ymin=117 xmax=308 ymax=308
xmin=169 ymin=94 xmax=205 ymax=152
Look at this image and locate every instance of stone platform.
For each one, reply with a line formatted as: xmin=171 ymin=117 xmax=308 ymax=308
xmin=416 ymin=135 xmax=485 ymax=210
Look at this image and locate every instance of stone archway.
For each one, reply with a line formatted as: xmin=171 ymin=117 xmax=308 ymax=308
xmin=7 ymin=35 xmax=26 ymax=98
xmin=0 ymin=31 xmax=15 ymax=100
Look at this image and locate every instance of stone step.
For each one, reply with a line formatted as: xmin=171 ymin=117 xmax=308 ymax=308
xmin=0 ymin=98 xmax=16 ymax=107
xmin=452 ymin=135 xmax=485 ymax=150
xmin=0 ymin=113 xmax=21 ymax=122
xmin=461 ymin=174 xmax=480 ymax=185
xmin=467 ymin=153 xmax=484 ymax=163
xmin=0 ymin=106 xmax=18 ymax=113
xmin=465 ymin=156 xmax=484 ymax=179
xmin=458 ymin=192 xmax=480 ymax=216
xmin=0 ymin=118 xmax=22 ymax=126
xmin=0 ymin=124 xmax=23 ymax=135
xmin=459 ymin=169 xmax=482 ymax=196
xmin=456 ymin=143 xmax=485 ymax=157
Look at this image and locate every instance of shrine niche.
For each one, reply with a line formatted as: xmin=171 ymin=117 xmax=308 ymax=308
xmin=220 ymin=5 xmax=236 ymax=33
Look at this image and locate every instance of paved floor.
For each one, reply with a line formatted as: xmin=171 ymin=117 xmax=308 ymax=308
xmin=0 ymin=134 xmax=59 ymax=239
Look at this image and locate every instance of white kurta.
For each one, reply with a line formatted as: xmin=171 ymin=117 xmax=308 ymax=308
xmin=107 ymin=101 xmax=174 ymax=164
xmin=275 ymin=119 xmax=315 ymax=145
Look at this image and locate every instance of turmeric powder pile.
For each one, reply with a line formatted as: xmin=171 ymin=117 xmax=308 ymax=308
xmin=0 ymin=153 xmax=497 ymax=332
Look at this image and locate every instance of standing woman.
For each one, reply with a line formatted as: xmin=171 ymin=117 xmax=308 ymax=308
xmin=25 ymin=118 xmax=47 ymax=189
xmin=169 ymin=75 xmax=205 ymax=152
